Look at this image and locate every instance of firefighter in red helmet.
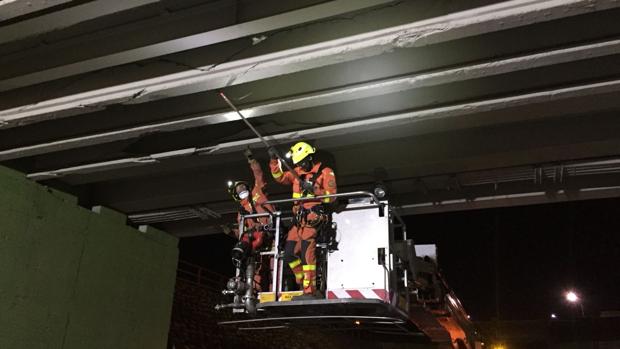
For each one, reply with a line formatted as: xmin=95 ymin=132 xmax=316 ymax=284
xmin=269 ymin=141 xmax=337 ymax=297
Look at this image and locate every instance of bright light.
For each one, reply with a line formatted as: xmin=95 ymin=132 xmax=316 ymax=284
xmin=354 ymin=320 xmax=361 ymax=325
xmin=285 ymin=151 xmax=292 ymax=159
xmin=550 ymin=313 xmax=557 ymax=319
xmin=227 ymin=180 xmax=233 ymax=187
xmin=493 ymin=345 xmax=505 ymax=349
xmin=374 ymin=186 xmax=386 ymax=198
xmin=566 ymin=291 xmax=579 ymax=303
xmin=221 ymin=108 xmax=254 ymax=121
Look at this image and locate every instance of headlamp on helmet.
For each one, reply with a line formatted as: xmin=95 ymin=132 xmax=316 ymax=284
xmin=227 ymin=180 xmax=250 ymax=201
xmin=289 ymin=141 xmax=316 ymax=165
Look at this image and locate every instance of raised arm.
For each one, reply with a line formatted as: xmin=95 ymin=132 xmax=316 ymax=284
xmin=243 ymin=147 xmax=268 ymax=190
xmin=270 ymin=158 xmax=295 ymax=185
xmin=249 ymin=159 xmax=266 ymax=190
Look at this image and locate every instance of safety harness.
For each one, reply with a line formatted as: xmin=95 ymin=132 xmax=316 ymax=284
xmin=294 ymin=164 xmax=333 ymax=228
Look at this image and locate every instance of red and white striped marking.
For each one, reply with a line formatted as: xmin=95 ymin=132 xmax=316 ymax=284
xmin=327 ymin=288 xmax=388 ymax=302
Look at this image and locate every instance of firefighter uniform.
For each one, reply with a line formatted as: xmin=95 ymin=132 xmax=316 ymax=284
xmin=230 ymin=159 xmax=275 ymax=292
xmin=270 ymin=142 xmax=337 ymax=294
xmin=231 ymin=159 xmax=274 ymax=249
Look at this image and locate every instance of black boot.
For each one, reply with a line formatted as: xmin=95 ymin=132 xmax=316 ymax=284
xmin=282 ymin=274 xmax=299 ymax=291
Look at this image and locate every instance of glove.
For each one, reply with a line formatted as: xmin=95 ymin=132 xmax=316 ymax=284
xmin=301 ymin=180 xmax=314 ymax=194
xmin=220 ymin=224 xmax=233 ymax=236
xmin=243 ymin=146 xmax=253 ymax=161
xmin=268 ymin=147 xmax=279 ymax=159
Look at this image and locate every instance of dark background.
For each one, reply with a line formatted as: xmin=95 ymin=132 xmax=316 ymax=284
xmin=179 ymin=198 xmax=620 ymax=322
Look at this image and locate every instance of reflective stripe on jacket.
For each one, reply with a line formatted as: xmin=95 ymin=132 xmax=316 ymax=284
xmin=270 ymin=159 xmax=337 ymax=209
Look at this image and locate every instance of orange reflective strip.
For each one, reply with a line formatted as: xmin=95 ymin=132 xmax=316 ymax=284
xmin=272 ymin=170 xmax=283 ymax=178
xmin=295 ymin=272 xmax=304 ymax=280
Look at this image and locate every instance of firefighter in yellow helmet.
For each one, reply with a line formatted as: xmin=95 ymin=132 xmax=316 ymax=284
xmin=269 ymin=142 xmax=337 ymax=297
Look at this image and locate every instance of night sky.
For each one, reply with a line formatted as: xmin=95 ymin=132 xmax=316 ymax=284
xmin=180 ymin=197 xmax=620 ymax=322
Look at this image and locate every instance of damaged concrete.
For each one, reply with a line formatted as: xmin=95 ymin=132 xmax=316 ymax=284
xmin=2 ymin=37 xmax=620 ymax=161
xmin=2 ymin=0 xmax=618 ymax=129
xmin=25 ymin=78 xmax=620 ymax=181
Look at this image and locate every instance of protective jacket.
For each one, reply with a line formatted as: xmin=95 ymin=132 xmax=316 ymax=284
xmin=270 ymin=158 xmax=337 ymax=294
xmin=235 ymin=159 xmax=274 ymax=250
xmin=269 ymin=159 xmax=337 ymax=209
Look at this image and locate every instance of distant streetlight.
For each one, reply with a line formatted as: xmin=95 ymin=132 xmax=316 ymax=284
xmin=565 ymin=291 xmax=578 ymax=303
xmin=550 ymin=313 xmax=557 ymax=319
xmin=564 ymin=290 xmax=585 ymax=317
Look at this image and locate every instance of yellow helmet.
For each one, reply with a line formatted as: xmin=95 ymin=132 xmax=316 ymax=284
xmin=287 ymin=141 xmax=315 ymax=165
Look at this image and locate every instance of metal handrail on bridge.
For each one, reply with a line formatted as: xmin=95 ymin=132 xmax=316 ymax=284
xmin=177 ymin=260 xmax=228 ymax=292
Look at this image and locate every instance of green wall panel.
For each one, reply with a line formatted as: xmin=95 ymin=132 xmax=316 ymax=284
xmin=0 ymin=166 xmax=178 ymax=349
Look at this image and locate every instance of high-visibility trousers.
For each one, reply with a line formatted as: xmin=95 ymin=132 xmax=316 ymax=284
xmin=284 ymin=224 xmax=317 ymax=294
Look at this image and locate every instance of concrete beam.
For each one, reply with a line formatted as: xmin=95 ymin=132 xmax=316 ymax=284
xmin=0 ymin=0 xmax=160 ymax=45
xmin=128 ymin=205 xmax=221 ymax=224
xmin=3 ymin=38 xmax=620 ymax=160
xmin=0 ymin=0 xmax=72 ymax=22
xmin=2 ymin=0 xmax=617 ymax=128
xmin=85 ymin=126 xmax=620 ymax=209
xmin=24 ymin=78 xmax=620 ymax=181
xmin=398 ymin=186 xmax=620 ymax=215
xmin=0 ymin=0 xmax=394 ymax=90
xmin=143 ymin=184 xmax=620 ymax=234
xmin=124 ymin=160 xmax=620 ymax=230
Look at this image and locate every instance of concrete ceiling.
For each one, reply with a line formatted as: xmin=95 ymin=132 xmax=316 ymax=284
xmin=2 ymin=0 xmax=620 ymax=237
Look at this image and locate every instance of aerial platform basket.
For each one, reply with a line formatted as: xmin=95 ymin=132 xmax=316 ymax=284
xmin=216 ymin=191 xmax=480 ymax=348
xmin=221 ymin=299 xmax=432 ymax=340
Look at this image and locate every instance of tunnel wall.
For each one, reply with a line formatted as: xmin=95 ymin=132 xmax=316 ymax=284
xmin=0 ymin=165 xmax=178 ymax=349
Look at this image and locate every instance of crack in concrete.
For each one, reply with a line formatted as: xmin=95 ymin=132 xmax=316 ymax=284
xmin=392 ymin=25 xmax=451 ymax=48
xmin=157 ymin=57 xmax=210 ymax=72
xmin=225 ymin=62 xmax=260 ymax=87
xmin=131 ymin=88 xmax=147 ymax=99
xmin=60 ymin=313 xmax=71 ymax=348
xmin=60 ymin=216 xmax=90 ymax=349
xmin=157 ymin=1 xmax=407 ymax=88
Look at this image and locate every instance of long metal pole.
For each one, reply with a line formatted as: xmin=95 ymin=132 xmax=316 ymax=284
xmin=218 ymin=91 xmax=303 ymax=182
